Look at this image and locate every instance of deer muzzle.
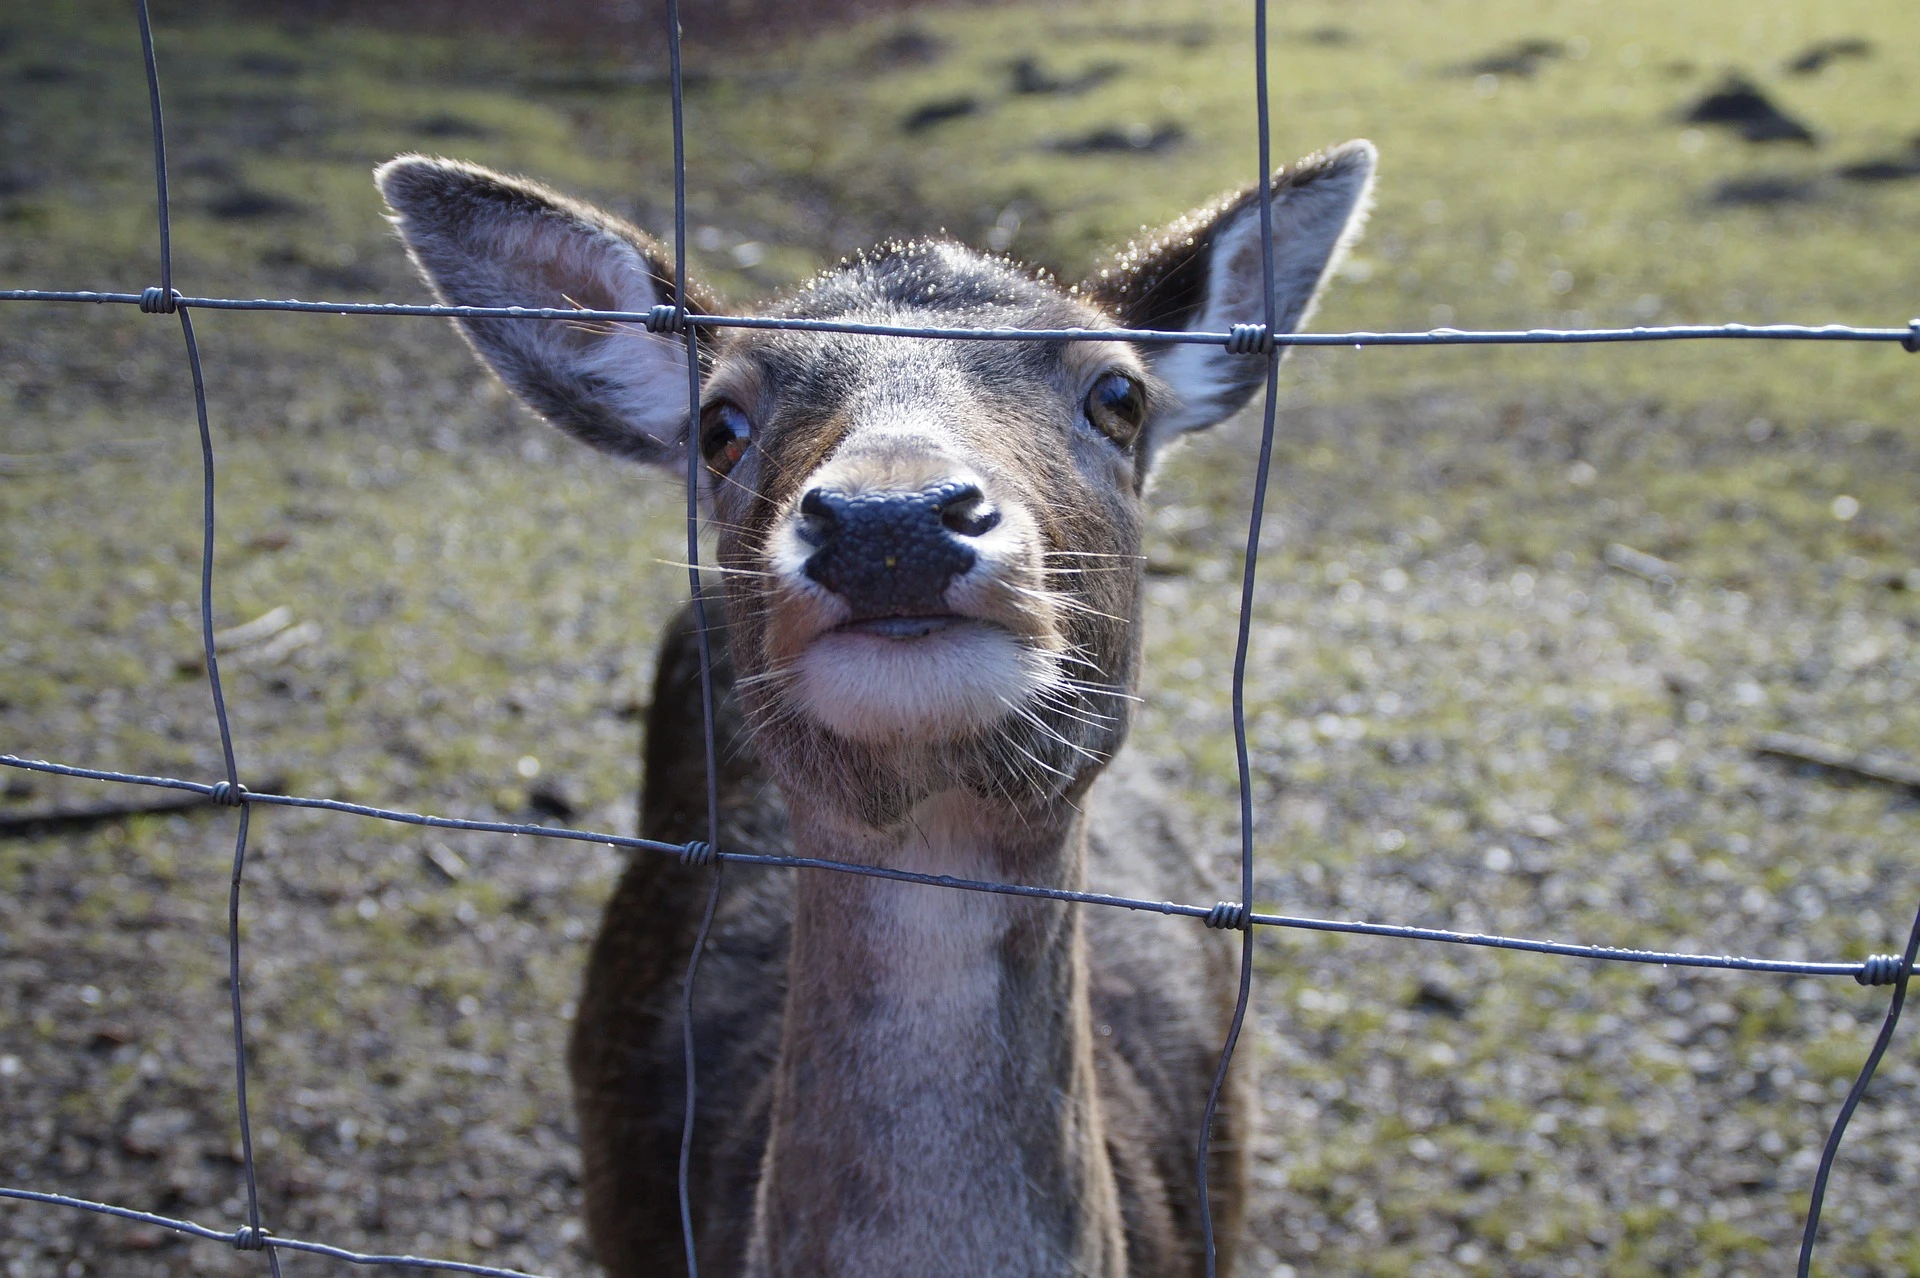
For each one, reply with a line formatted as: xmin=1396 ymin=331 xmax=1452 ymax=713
xmin=799 ymin=481 xmax=1001 ymax=624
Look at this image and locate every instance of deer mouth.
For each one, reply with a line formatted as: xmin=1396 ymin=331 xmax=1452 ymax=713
xmin=786 ymin=612 xmax=1056 ymax=743
xmin=832 ymin=614 xmax=967 ymax=640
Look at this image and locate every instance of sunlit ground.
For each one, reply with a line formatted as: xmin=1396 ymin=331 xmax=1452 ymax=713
xmin=3 ymin=2 xmax=1918 ymax=1274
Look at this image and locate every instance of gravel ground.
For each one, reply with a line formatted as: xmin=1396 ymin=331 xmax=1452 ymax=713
xmin=4 ymin=378 xmax=1918 ymax=1278
xmin=5 ymin=2 xmax=1919 ymax=1275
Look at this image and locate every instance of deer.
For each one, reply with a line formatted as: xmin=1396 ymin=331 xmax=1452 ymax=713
xmin=374 ymin=137 xmax=1374 ymax=1278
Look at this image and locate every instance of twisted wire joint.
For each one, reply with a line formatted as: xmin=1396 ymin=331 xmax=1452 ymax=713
xmin=1204 ymin=901 xmax=1250 ymax=931
xmin=646 ymin=304 xmax=687 ymax=334
xmin=139 ymin=287 xmax=178 ymax=315
xmin=207 ymin=781 xmax=248 ymax=807
xmin=231 ymin=1225 xmax=270 ymax=1251
xmin=679 ymin=839 xmax=716 ymax=867
xmin=1225 ymin=323 xmax=1272 ymax=356
xmin=1903 ymin=319 xmax=1919 ymax=354
xmin=1855 ymin=953 xmax=1906 ymax=986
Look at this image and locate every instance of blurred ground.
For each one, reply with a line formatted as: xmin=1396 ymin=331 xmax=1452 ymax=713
xmin=218 ymin=0 xmax=990 ymax=59
xmin=3 ymin=1 xmax=1919 ymax=1275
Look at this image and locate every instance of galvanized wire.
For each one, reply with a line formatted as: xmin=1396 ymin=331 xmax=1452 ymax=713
xmin=662 ymin=3 xmax=729 ymax=1275
xmin=8 ymin=751 xmax=1909 ymax=982
xmin=132 ymin=3 xmax=282 ymax=1276
xmin=1798 ymin=898 xmax=1920 ymax=1277
xmin=0 ymin=1188 xmax=551 ymax=1278
xmin=0 ymin=1 xmax=1915 ymax=1275
xmin=3 ymin=287 xmax=1917 ymax=350
xmin=1197 ymin=2 xmax=1281 ymax=1270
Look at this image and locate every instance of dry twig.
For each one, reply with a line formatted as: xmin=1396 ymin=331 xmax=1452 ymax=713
xmin=1754 ymin=732 xmax=1920 ymax=795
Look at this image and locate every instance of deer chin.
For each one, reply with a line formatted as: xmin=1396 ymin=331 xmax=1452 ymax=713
xmin=792 ymin=618 xmax=1057 ymax=744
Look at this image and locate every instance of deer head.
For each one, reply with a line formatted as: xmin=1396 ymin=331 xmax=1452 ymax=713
xmin=376 ymin=144 xmax=1373 ymax=831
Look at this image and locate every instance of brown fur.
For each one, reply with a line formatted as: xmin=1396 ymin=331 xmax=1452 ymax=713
xmin=374 ymin=140 xmax=1376 ymax=1277
xmin=571 ymin=603 xmax=1245 ymax=1276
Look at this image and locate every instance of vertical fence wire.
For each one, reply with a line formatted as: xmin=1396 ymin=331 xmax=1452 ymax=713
xmin=662 ymin=3 xmax=727 ymax=1275
xmin=133 ymin=1 xmax=280 ymax=1272
xmin=1197 ymin=1 xmax=1282 ymax=1272
xmin=1798 ymin=898 xmax=1920 ymax=1275
xmin=0 ymin=1 xmax=1913 ymax=1275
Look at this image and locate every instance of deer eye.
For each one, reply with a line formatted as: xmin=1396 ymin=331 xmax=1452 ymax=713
xmin=1083 ymin=371 xmax=1145 ymax=448
xmin=699 ymin=402 xmax=753 ymax=478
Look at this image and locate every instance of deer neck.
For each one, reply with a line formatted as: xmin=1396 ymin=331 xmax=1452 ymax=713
xmin=746 ymin=787 xmax=1126 ymax=1278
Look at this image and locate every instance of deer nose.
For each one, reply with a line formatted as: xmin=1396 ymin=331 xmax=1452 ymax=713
xmin=799 ymin=481 xmax=998 ymax=618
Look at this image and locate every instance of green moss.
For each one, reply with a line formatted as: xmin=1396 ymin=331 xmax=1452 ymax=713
xmin=4 ymin=2 xmax=1918 ymax=1273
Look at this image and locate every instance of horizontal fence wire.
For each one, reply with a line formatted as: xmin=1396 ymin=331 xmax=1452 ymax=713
xmin=0 ymin=1189 xmax=548 ymax=1278
xmin=4 ymin=287 xmax=1918 ymax=350
xmin=1 ymin=0 xmax=1916 ymax=1276
xmin=5 ymin=751 xmax=1912 ymax=983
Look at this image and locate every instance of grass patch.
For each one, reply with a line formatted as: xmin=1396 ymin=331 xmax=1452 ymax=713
xmin=3 ymin=2 xmax=1918 ymax=1276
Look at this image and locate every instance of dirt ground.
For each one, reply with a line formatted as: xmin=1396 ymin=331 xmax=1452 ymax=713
xmin=5 ymin=2 xmax=1920 ymax=1276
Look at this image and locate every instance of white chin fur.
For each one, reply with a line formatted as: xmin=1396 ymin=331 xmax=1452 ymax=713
xmin=793 ymin=623 xmax=1054 ymax=744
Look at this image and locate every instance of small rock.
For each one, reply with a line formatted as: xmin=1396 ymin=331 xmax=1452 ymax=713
xmin=527 ymin=784 xmax=579 ymax=822
xmin=1709 ymin=174 xmax=1822 ymax=206
xmin=866 ymin=25 xmax=945 ymax=68
xmin=421 ymin=841 xmax=468 ymax=882
xmin=415 ymin=113 xmax=489 ymax=139
xmin=1682 ymin=75 xmax=1816 ymax=144
xmin=1521 ymin=813 xmax=1567 ymax=840
xmin=1452 ymin=39 xmax=1564 ymax=79
xmin=88 ymin=1024 xmax=135 ymax=1051
xmin=1051 ymin=122 xmax=1185 ymax=156
xmin=207 ymin=189 xmax=300 ymax=220
xmin=213 ymin=606 xmax=293 ymax=653
xmin=1412 ymin=980 xmax=1468 ymax=1018
xmin=118 ymin=1223 xmax=176 ymax=1251
xmin=1837 ymin=138 xmax=1920 ymax=183
xmin=1008 ymin=56 xmax=1122 ymax=96
xmin=122 ymin=1108 xmax=195 ymax=1158
xmin=234 ymin=52 xmax=303 ymax=77
xmin=1603 ymin=542 xmax=1680 ymax=588
xmin=1783 ymin=38 xmax=1872 ymax=76
xmin=902 ymin=96 xmax=978 ymax=133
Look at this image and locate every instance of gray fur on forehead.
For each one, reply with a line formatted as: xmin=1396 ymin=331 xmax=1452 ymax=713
xmin=773 ymin=239 xmax=1101 ymax=328
xmin=729 ymin=240 xmax=1117 ymax=406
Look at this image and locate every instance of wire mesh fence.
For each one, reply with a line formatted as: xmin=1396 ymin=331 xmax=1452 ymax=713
xmin=2 ymin=2 xmax=1917 ymax=1276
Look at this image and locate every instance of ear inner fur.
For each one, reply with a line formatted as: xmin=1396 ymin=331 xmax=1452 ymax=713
xmin=375 ymin=154 xmax=721 ymax=467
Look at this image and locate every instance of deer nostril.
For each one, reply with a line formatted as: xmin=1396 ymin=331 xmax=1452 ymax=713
xmin=799 ymin=488 xmax=837 ymax=520
xmin=938 ymin=485 xmax=999 ymax=538
xmin=797 ymin=487 xmax=838 ymax=547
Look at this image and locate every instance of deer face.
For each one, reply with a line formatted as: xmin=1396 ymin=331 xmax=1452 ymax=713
xmin=697 ymin=249 xmax=1154 ymax=814
xmin=376 ymin=145 xmax=1374 ymax=823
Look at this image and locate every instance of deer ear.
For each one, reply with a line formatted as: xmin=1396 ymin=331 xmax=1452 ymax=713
xmin=375 ymin=154 xmax=712 ymax=468
xmin=1079 ymin=139 xmax=1375 ymax=452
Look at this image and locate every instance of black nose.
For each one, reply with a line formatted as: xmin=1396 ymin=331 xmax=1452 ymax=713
xmin=800 ymin=481 xmax=999 ymax=618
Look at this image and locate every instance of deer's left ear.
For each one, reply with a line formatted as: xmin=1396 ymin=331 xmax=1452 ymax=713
xmin=376 ymin=154 xmax=712 ymax=469
xmin=1078 ymin=139 xmax=1375 ymax=455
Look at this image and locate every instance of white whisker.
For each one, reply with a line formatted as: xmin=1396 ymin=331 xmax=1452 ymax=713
xmin=1006 ymin=582 xmax=1129 ymax=624
xmin=1004 ymin=698 xmax=1103 ymax=766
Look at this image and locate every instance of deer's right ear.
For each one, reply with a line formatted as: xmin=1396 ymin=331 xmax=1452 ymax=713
xmin=375 ymin=155 xmax=708 ymax=468
xmin=1079 ymin=140 xmax=1375 ymax=456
